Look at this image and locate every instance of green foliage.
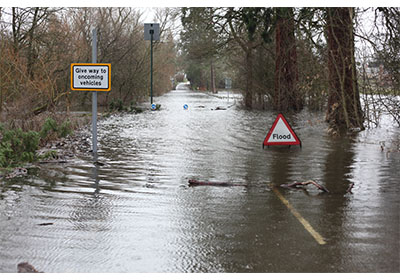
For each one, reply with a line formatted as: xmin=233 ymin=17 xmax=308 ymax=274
xmin=109 ymin=98 xmax=124 ymax=112
xmin=116 ymin=99 xmax=123 ymax=111
xmin=129 ymin=101 xmax=143 ymax=113
xmin=0 ymin=124 xmax=40 ymax=167
xmin=129 ymin=101 xmax=136 ymax=112
xmin=59 ymin=120 xmax=72 ymax=138
xmin=180 ymin=7 xmax=276 ymax=94
xmin=185 ymin=62 xmax=208 ymax=90
xmin=241 ymin=7 xmax=274 ymax=42
xmin=40 ymin=117 xmax=58 ymax=139
xmin=109 ymin=99 xmax=144 ymax=114
xmin=40 ymin=117 xmax=72 ymax=140
xmin=0 ymin=117 xmax=73 ymax=168
xmin=180 ymin=7 xmax=224 ymax=91
xmin=38 ymin=150 xmax=58 ymax=161
xmin=109 ymin=100 xmax=115 ymax=111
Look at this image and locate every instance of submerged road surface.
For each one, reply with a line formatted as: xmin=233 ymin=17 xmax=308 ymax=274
xmin=0 ymin=85 xmax=399 ymax=272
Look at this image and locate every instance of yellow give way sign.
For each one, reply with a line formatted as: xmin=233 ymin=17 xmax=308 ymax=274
xmin=71 ymin=63 xmax=111 ymax=91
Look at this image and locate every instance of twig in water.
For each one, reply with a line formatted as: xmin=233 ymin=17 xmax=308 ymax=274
xmin=346 ymin=183 xmax=355 ymax=193
xmin=188 ymin=179 xmax=246 ymax=187
xmin=280 ymin=180 xmax=329 ymax=193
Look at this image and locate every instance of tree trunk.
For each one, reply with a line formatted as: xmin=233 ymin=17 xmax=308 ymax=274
xmin=27 ymin=8 xmax=40 ymax=80
xmin=326 ymin=8 xmax=364 ymax=131
xmin=274 ymin=8 xmax=301 ymax=111
xmin=244 ymin=44 xmax=254 ymax=108
xmin=12 ymin=8 xmax=19 ymax=54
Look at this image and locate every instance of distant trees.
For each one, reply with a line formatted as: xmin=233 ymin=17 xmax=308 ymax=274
xmin=179 ymin=7 xmax=399 ymax=131
xmin=11 ymin=8 xmax=56 ymax=79
xmin=377 ymin=8 xmax=400 ymax=125
xmin=0 ymin=6 xmax=398 ymax=133
xmin=180 ymin=7 xmax=276 ymax=108
xmin=90 ymin=8 xmax=149 ymax=104
xmin=152 ymin=8 xmax=180 ymax=97
xmin=179 ymin=7 xmax=305 ymax=110
xmin=0 ymin=7 xmax=65 ymax=123
xmin=226 ymin=8 xmax=274 ymax=108
xmin=366 ymin=8 xmax=400 ymax=126
xmin=180 ymin=7 xmax=222 ymax=93
xmin=0 ymin=7 xmax=177 ymax=126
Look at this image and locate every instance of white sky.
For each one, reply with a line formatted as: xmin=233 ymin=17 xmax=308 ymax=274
xmin=0 ymin=0 xmax=397 ymax=7
xmin=0 ymin=0 xmax=395 ymax=23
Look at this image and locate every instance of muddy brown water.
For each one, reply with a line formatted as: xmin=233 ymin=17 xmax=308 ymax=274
xmin=1 ymin=85 xmax=399 ymax=272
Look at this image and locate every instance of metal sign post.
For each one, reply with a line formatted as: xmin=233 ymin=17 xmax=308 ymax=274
xmin=92 ymin=27 xmax=98 ymax=160
xmin=150 ymin=29 xmax=154 ymax=105
xmin=70 ymin=28 xmax=111 ymax=162
xmin=144 ymin=23 xmax=160 ymax=106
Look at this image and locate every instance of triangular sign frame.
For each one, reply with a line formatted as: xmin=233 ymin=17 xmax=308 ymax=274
xmin=263 ymin=113 xmax=301 ymax=147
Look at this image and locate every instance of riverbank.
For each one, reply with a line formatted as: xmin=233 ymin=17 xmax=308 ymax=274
xmin=0 ymin=112 xmax=92 ymax=178
xmin=36 ymin=127 xmax=92 ymax=163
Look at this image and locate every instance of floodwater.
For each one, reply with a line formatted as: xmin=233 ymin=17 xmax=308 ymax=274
xmin=0 ymin=84 xmax=399 ymax=272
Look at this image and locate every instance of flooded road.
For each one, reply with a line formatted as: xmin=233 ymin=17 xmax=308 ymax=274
xmin=1 ymin=84 xmax=399 ymax=272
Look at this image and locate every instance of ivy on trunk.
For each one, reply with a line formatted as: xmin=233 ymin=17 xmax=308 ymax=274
xmin=274 ymin=8 xmax=302 ymax=111
xmin=325 ymin=8 xmax=364 ymax=131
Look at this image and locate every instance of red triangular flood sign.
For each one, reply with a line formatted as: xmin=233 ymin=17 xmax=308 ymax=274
xmin=263 ymin=114 xmax=301 ymax=147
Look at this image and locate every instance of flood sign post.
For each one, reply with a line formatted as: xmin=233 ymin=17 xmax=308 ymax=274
xmin=71 ymin=27 xmax=111 ymax=160
xmin=144 ymin=23 xmax=160 ymax=106
xmin=263 ymin=113 xmax=301 ymax=148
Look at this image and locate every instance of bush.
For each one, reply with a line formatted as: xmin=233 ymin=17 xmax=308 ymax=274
xmin=40 ymin=117 xmax=72 ymax=140
xmin=0 ymin=117 xmax=73 ymax=168
xmin=59 ymin=120 xmax=72 ymax=138
xmin=129 ymin=101 xmax=143 ymax=113
xmin=40 ymin=117 xmax=58 ymax=139
xmin=109 ymin=98 xmax=124 ymax=112
xmin=0 ymin=124 xmax=40 ymax=167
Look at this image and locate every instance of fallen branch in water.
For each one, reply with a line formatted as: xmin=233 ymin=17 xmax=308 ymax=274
xmin=38 ymin=160 xmax=67 ymax=164
xmin=188 ymin=179 xmax=329 ymax=193
xmin=37 ymin=222 xmax=54 ymax=226
xmin=346 ymin=183 xmax=355 ymax=193
xmin=279 ymin=180 xmax=329 ymax=193
xmin=188 ymin=179 xmax=246 ymax=187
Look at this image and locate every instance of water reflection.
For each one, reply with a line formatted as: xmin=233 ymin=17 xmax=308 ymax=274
xmin=323 ymin=135 xmax=356 ymax=193
xmin=269 ymin=147 xmax=294 ymax=185
xmin=68 ymin=164 xmax=111 ymax=232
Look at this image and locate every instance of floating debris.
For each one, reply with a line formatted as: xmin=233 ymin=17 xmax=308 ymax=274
xmin=17 ymin=262 xmax=41 ymax=273
xmin=188 ymin=179 xmax=246 ymax=187
xmin=4 ymin=167 xmax=28 ymax=179
xmin=37 ymin=222 xmax=54 ymax=226
xmin=279 ymin=180 xmax=329 ymax=193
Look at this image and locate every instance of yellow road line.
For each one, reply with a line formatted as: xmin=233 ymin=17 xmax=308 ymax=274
xmin=272 ymin=187 xmax=327 ymax=245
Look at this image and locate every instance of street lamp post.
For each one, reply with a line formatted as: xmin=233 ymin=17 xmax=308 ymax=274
xmin=144 ymin=23 xmax=160 ymax=106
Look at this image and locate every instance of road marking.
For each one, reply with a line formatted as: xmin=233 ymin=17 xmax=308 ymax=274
xmin=272 ymin=187 xmax=327 ymax=245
